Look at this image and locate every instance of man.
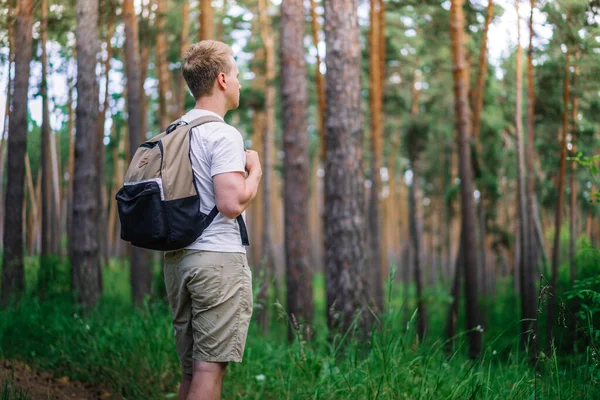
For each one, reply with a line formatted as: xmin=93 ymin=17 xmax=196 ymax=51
xmin=163 ymin=40 xmax=262 ymax=400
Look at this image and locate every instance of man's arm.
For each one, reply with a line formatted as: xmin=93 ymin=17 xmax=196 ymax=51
xmin=213 ymin=150 xmax=262 ymax=219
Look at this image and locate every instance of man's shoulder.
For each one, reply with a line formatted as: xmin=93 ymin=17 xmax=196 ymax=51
xmin=191 ymin=120 xmax=240 ymax=137
xmin=196 ymin=123 xmax=244 ymax=148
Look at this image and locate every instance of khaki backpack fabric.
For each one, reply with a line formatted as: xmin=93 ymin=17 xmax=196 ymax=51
xmin=116 ymin=116 xmax=249 ymax=251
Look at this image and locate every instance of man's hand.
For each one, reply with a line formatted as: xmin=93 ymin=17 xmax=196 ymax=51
xmin=245 ymin=150 xmax=262 ymax=175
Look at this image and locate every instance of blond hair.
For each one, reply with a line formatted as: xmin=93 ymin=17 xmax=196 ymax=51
xmin=182 ymin=40 xmax=234 ymax=99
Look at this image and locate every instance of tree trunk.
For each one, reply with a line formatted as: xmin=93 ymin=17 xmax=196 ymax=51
xmin=443 ymin=143 xmax=452 ymax=280
xmin=547 ymin=47 xmax=570 ymax=349
xmin=124 ymin=0 xmax=151 ymax=305
xmin=569 ymin=57 xmax=579 ymax=283
xmin=97 ymin=13 xmax=115 ymax=266
xmin=445 ymin=229 xmax=463 ymax=351
xmin=156 ymin=0 xmax=173 ymax=129
xmin=0 ymin=10 xmax=14 ymax=243
xmin=523 ymin=0 xmax=539 ymax=351
xmin=40 ymin=0 xmax=56 ymax=290
xmin=409 ymin=160 xmax=428 ymax=339
xmin=526 ymin=0 xmax=538 ymax=273
xmin=249 ymin=111 xmax=265 ymax=269
xmin=66 ymin=73 xmax=75 ymax=259
xmin=25 ymin=154 xmax=38 ymax=257
xmin=450 ymin=0 xmax=482 ymax=358
xmin=323 ymin=0 xmax=370 ymax=334
xmin=281 ymin=0 xmax=314 ymax=341
xmin=471 ymin=0 xmax=493 ymax=298
xmin=52 ymin=116 xmax=62 ymax=257
xmin=408 ymin=72 xmax=427 ymax=337
xmin=217 ymin=0 xmax=228 ymax=40
xmin=368 ymin=0 xmax=384 ymax=314
xmin=256 ymin=0 xmax=276 ymax=334
xmin=515 ymin=0 xmax=535 ymax=350
xmin=471 ymin=0 xmax=493 ymax=146
xmin=308 ymin=0 xmax=325 ymax=272
xmin=177 ymin=0 xmax=191 ymax=117
xmin=310 ymin=0 xmax=326 ymax=156
xmin=72 ymin=0 xmax=102 ymax=308
xmin=1 ymin=0 xmax=33 ymax=304
xmin=199 ymin=0 xmax=213 ymax=40
xmin=107 ymin=121 xmax=120 ymax=257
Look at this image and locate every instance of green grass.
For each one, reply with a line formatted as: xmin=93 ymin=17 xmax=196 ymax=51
xmin=0 ymin=256 xmax=599 ymax=399
xmin=1 ymin=375 xmax=31 ymax=400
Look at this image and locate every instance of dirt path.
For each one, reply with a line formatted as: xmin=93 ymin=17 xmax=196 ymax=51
xmin=1 ymin=360 xmax=114 ymax=400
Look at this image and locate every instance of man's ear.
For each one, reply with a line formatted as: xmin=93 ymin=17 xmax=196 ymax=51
xmin=217 ymin=72 xmax=227 ymax=90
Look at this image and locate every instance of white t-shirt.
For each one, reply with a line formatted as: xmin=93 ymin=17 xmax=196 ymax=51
xmin=181 ymin=109 xmax=247 ymax=254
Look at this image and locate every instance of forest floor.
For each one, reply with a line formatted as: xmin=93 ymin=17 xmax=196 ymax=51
xmin=1 ymin=360 xmax=115 ymax=400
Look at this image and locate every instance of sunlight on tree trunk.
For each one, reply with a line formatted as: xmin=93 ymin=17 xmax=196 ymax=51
xmin=199 ymin=0 xmax=213 ymax=40
xmin=156 ymin=0 xmax=173 ymax=130
xmin=257 ymin=0 xmax=276 ymax=334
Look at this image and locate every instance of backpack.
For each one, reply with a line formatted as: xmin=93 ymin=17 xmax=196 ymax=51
xmin=116 ymin=116 xmax=250 ymax=251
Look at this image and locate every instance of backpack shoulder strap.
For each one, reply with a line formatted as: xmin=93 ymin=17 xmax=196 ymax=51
xmin=186 ymin=115 xmax=225 ymax=129
xmin=165 ymin=115 xmax=225 ymax=135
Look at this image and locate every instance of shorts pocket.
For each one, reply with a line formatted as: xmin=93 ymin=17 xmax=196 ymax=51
xmin=186 ymin=265 xmax=223 ymax=309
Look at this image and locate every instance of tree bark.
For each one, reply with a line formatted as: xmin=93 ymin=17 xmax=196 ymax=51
xmin=547 ymin=46 xmax=570 ymax=349
xmin=445 ymin=229 xmax=463 ymax=351
xmin=521 ymin=0 xmax=539 ymax=355
xmin=199 ymin=0 xmax=213 ymax=40
xmin=177 ymin=0 xmax=191 ymax=117
xmin=368 ymin=0 xmax=384 ymax=314
xmin=66 ymin=72 xmax=75 ymax=259
xmin=40 ymin=0 xmax=56 ymax=289
xmin=471 ymin=1 xmax=493 ymax=299
xmin=515 ymin=0 xmax=536 ymax=350
xmin=310 ymin=0 xmax=326 ymax=157
xmin=1 ymin=0 xmax=33 ymax=304
xmin=408 ymin=72 xmax=427 ymax=338
xmin=107 ymin=121 xmax=120 ymax=257
xmin=256 ymin=0 xmax=276 ymax=334
xmin=249 ymin=111 xmax=265 ymax=269
xmin=25 ymin=154 xmax=38 ymax=256
xmin=156 ymin=0 xmax=173 ymax=129
xmin=569 ymin=57 xmax=579 ymax=283
xmin=323 ymin=0 xmax=371 ymax=334
xmin=96 ymin=13 xmax=115 ymax=265
xmin=52 ymin=115 xmax=62 ymax=257
xmin=0 ymin=8 xmax=15 ymax=243
xmin=217 ymin=0 xmax=229 ymax=40
xmin=526 ymin=0 xmax=539 ymax=278
xmin=308 ymin=0 xmax=325 ymax=272
xmin=409 ymin=159 xmax=428 ymax=339
xmin=124 ymin=0 xmax=151 ymax=305
xmin=72 ymin=0 xmax=102 ymax=308
xmin=450 ymin=0 xmax=482 ymax=358
xmin=471 ymin=0 xmax=493 ymax=147
xmin=281 ymin=0 xmax=315 ymax=341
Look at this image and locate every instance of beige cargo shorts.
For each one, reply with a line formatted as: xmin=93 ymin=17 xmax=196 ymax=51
xmin=163 ymin=249 xmax=253 ymax=375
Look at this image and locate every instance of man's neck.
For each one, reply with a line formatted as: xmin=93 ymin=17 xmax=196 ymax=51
xmin=194 ymin=98 xmax=227 ymax=119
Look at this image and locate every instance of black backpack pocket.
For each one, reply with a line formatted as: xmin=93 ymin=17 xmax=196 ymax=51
xmin=116 ymin=180 xmax=168 ymax=247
